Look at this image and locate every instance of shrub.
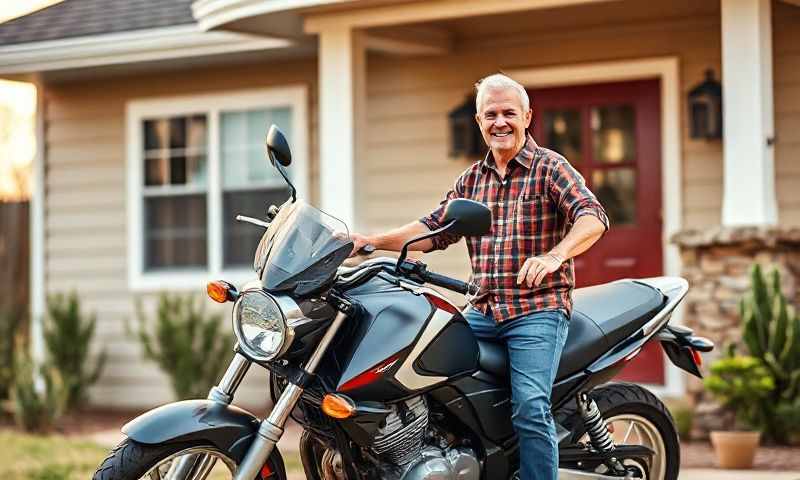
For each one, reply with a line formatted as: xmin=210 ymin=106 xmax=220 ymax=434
xmin=133 ymin=293 xmax=234 ymax=400
xmin=704 ymin=354 xmax=774 ymax=431
xmin=667 ymin=400 xmax=694 ymax=440
xmin=44 ymin=292 xmax=106 ymax=410
xmin=10 ymin=342 xmax=67 ymax=432
xmin=739 ymin=264 xmax=800 ymax=442
xmin=0 ymin=307 xmax=27 ymax=401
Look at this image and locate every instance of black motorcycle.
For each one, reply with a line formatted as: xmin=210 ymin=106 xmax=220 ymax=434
xmin=93 ymin=125 xmax=713 ymax=480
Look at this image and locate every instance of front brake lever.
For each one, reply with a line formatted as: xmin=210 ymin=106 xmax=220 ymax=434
xmin=235 ymin=215 xmax=270 ymax=229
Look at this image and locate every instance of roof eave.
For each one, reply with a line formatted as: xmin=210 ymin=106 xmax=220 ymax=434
xmin=0 ymin=24 xmax=291 ymax=76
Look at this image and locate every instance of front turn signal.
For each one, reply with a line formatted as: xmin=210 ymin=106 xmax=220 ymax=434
xmin=207 ymin=280 xmax=237 ymax=303
xmin=321 ymin=393 xmax=356 ymax=419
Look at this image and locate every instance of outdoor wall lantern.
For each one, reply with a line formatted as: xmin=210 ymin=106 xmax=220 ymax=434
xmin=449 ymin=95 xmax=484 ymax=158
xmin=688 ymin=69 xmax=723 ymax=140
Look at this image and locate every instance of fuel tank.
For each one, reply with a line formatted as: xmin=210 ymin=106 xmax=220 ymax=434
xmin=336 ymin=275 xmax=479 ymax=401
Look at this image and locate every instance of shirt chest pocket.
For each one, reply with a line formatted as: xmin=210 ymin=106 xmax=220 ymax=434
xmin=514 ymin=193 xmax=546 ymax=217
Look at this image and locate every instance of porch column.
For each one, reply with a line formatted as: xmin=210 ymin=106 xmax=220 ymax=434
xmin=721 ymin=0 xmax=777 ymax=226
xmin=318 ymin=25 xmax=366 ymax=229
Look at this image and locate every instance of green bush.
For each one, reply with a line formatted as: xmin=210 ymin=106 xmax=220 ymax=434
xmin=0 ymin=307 xmax=27 ymax=400
xmin=10 ymin=342 xmax=67 ymax=432
xmin=704 ymin=354 xmax=774 ymax=430
xmin=44 ymin=292 xmax=106 ymax=410
xmin=739 ymin=264 xmax=800 ymax=442
xmin=667 ymin=401 xmax=694 ymax=440
xmin=133 ymin=293 xmax=234 ymax=400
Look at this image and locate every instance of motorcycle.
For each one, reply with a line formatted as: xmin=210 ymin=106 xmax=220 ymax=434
xmin=93 ymin=125 xmax=714 ymax=480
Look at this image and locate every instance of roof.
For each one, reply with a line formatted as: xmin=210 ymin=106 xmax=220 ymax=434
xmin=0 ymin=0 xmax=196 ymax=46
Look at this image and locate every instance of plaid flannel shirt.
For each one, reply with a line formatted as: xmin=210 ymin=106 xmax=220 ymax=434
xmin=420 ymin=134 xmax=609 ymax=322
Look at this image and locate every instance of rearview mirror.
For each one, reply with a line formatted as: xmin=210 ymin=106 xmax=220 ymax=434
xmin=266 ymin=125 xmax=292 ymax=167
xmin=442 ymin=199 xmax=491 ymax=237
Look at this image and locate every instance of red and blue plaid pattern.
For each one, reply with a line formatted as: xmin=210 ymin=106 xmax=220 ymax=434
xmin=421 ymin=135 xmax=608 ymax=322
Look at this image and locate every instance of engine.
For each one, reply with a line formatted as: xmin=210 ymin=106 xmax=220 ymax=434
xmin=371 ymin=396 xmax=480 ymax=480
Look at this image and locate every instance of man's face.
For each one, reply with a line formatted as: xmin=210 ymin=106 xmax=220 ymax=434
xmin=475 ymin=87 xmax=532 ymax=158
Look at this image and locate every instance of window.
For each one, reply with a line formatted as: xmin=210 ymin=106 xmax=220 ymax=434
xmin=127 ymin=87 xmax=308 ymax=290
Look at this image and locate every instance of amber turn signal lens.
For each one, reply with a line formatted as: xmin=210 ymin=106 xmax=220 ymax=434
xmin=207 ymin=281 xmax=230 ymax=303
xmin=691 ymin=348 xmax=703 ymax=367
xmin=321 ymin=394 xmax=356 ymax=419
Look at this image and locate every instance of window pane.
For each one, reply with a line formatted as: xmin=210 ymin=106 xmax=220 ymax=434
xmin=144 ymin=119 xmax=168 ymax=150
xmin=592 ymin=168 xmax=637 ymax=226
xmin=145 ymin=155 xmax=167 ymax=186
xmin=145 ymin=194 xmax=207 ymax=270
xmin=543 ymin=109 xmax=582 ymax=163
xmin=591 ymin=105 xmax=636 ymax=164
xmin=223 ymin=188 xmax=289 ymax=268
xmin=169 ymin=117 xmax=187 ymax=149
xmin=221 ymin=108 xmax=292 ymax=189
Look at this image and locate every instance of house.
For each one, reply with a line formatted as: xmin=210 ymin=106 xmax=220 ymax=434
xmin=1 ymin=0 xmax=798 ymax=410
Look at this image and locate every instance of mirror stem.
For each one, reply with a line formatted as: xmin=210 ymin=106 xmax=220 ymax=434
xmin=272 ymin=153 xmax=297 ymax=202
xmin=396 ymin=220 xmax=455 ymax=271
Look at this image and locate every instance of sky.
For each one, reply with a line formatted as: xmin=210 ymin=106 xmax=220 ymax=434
xmin=0 ymin=2 xmax=59 ymax=200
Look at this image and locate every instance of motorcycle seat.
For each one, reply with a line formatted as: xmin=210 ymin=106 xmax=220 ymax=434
xmin=476 ymin=280 xmax=665 ymax=381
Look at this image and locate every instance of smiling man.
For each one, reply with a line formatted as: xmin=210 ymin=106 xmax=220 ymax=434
xmin=350 ymin=73 xmax=608 ymax=480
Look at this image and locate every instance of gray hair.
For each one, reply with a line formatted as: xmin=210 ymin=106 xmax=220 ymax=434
xmin=474 ymin=74 xmax=530 ymax=113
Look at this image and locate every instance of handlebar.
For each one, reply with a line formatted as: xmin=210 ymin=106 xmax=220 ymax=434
xmin=420 ymin=270 xmax=476 ymax=296
xmin=397 ymin=259 xmax=478 ymax=296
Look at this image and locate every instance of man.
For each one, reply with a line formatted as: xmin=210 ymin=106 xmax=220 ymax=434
xmin=350 ymin=73 xmax=609 ymax=480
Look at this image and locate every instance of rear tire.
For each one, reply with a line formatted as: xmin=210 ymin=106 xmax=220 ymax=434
xmin=558 ymin=382 xmax=680 ymax=480
xmin=92 ymin=438 xmax=287 ymax=480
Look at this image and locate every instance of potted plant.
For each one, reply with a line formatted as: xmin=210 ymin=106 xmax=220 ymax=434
xmin=704 ymin=353 xmax=774 ymax=469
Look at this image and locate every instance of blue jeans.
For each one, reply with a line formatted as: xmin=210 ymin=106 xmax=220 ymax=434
xmin=462 ymin=308 xmax=569 ymax=480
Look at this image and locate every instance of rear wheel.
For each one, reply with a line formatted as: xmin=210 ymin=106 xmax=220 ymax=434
xmin=92 ymin=438 xmax=286 ymax=480
xmin=559 ymin=382 xmax=680 ymax=480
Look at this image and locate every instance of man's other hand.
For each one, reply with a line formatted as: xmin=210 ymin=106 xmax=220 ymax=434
xmin=349 ymin=232 xmax=373 ymax=257
xmin=516 ymin=254 xmax=564 ymax=287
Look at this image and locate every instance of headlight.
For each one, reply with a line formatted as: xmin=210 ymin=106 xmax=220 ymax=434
xmin=233 ymin=290 xmax=294 ymax=362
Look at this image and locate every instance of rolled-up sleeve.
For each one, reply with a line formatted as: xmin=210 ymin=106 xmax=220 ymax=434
xmin=549 ymin=160 xmax=610 ymax=231
xmin=419 ymin=177 xmax=465 ymax=252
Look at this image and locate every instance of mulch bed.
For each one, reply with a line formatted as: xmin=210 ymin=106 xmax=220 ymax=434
xmin=681 ymin=441 xmax=800 ymax=471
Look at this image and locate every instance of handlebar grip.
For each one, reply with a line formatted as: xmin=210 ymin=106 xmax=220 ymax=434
xmin=358 ymin=244 xmax=376 ymax=255
xmin=423 ymin=271 xmax=472 ymax=296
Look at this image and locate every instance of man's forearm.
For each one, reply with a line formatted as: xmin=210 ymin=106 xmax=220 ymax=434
xmin=549 ymin=215 xmax=606 ymax=260
xmin=367 ymin=221 xmax=433 ymax=252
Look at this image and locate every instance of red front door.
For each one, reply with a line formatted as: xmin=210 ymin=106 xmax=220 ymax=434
xmin=530 ymin=79 xmax=665 ymax=384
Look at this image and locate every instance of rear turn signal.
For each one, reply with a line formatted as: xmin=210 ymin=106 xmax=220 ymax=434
xmin=691 ymin=348 xmax=703 ymax=367
xmin=321 ymin=394 xmax=356 ymax=419
xmin=207 ymin=280 xmax=236 ymax=303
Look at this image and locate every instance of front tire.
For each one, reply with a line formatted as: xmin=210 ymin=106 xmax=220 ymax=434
xmin=92 ymin=438 xmax=287 ymax=480
xmin=559 ymin=382 xmax=680 ymax=480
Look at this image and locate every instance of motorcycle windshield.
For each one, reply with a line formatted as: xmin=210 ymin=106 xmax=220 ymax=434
xmin=255 ymin=199 xmax=353 ymax=295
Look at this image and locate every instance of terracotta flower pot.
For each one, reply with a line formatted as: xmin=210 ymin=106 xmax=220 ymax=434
xmin=709 ymin=431 xmax=761 ymax=469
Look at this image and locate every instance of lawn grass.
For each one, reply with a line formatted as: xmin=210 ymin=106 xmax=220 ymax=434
xmin=0 ymin=429 xmax=305 ymax=480
xmin=0 ymin=430 xmax=109 ymax=480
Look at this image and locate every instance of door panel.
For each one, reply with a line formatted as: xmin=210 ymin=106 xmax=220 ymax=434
xmin=530 ymin=79 xmax=664 ymax=384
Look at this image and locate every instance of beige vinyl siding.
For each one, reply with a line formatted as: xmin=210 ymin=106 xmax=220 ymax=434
xmin=774 ymin=1 xmax=800 ymax=225
xmin=362 ymin=0 xmax=724 ymax=282
xmin=43 ymin=60 xmax=317 ymax=408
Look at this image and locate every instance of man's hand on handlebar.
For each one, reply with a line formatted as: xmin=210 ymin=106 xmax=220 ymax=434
xmin=349 ymin=232 xmax=375 ymax=257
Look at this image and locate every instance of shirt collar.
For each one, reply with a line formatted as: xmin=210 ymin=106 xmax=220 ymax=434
xmin=481 ymin=134 xmax=539 ymax=173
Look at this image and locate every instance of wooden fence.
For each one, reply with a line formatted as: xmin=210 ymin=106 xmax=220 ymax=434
xmin=0 ymin=201 xmax=29 ymax=317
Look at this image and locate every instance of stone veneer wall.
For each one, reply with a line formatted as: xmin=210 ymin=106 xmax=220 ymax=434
xmin=672 ymin=227 xmax=800 ymax=439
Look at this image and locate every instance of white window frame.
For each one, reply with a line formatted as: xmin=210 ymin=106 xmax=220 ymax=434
xmin=126 ymin=85 xmax=309 ymax=291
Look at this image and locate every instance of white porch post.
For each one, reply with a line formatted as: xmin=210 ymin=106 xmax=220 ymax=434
xmin=318 ymin=25 xmax=365 ymax=229
xmin=721 ymin=0 xmax=777 ymax=226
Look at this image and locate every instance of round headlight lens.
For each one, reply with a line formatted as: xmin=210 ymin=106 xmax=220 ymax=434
xmin=234 ymin=290 xmax=288 ymax=361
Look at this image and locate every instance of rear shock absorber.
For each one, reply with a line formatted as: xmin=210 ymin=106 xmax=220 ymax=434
xmin=577 ymin=393 xmax=626 ymax=475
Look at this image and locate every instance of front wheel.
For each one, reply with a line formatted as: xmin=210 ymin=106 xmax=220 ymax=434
xmin=92 ymin=438 xmax=287 ymax=480
xmin=560 ymin=382 xmax=680 ymax=480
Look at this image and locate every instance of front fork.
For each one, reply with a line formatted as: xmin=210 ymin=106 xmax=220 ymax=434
xmin=174 ymin=308 xmax=349 ymax=480
xmin=234 ymin=309 xmax=349 ymax=480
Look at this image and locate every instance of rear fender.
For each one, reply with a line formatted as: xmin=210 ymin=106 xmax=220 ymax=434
xmin=122 ymin=400 xmax=260 ymax=463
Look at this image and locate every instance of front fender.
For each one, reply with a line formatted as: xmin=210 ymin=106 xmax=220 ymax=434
xmin=122 ymin=400 xmax=260 ymax=462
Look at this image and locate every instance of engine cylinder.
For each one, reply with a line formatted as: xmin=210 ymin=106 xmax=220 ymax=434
xmin=372 ymin=396 xmax=428 ymax=466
